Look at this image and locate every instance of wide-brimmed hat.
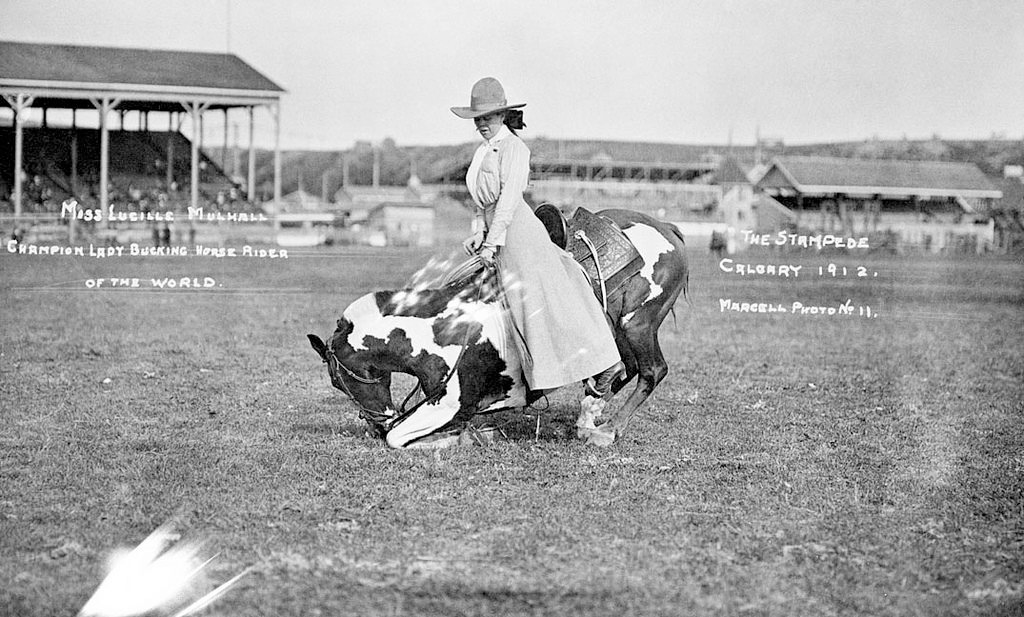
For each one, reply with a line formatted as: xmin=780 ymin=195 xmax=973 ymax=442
xmin=450 ymin=77 xmax=526 ymax=119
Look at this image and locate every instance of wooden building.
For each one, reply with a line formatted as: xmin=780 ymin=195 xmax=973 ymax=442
xmin=756 ymin=156 xmax=1002 ymax=251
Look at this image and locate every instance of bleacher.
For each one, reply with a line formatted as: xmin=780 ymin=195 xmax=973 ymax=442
xmin=0 ymin=127 xmax=250 ymax=214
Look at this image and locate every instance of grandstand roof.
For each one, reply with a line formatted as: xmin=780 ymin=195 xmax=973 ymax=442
xmin=757 ymin=156 xmax=1002 ymax=199
xmin=0 ymin=40 xmax=283 ymax=111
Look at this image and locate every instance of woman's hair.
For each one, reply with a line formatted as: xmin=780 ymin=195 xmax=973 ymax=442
xmin=504 ymin=109 xmax=526 ymax=134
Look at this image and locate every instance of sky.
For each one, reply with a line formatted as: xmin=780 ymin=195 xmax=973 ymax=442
xmin=1 ymin=0 xmax=1022 ymax=151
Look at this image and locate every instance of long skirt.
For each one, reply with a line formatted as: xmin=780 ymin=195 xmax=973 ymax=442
xmin=497 ymin=203 xmax=621 ymax=390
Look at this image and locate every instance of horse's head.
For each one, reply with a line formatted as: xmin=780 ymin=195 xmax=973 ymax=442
xmin=308 ymin=325 xmax=395 ymax=438
xmin=309 ymin=272 xmax=502 ymax=441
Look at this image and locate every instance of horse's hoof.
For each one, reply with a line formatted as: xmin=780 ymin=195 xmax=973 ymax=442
xmin=580 ymin=426 xmax=616 ymax=447
xmin=583 ymin=395 xmax=607 ymax=416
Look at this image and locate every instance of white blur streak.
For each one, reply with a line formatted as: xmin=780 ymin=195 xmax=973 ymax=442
xmin=78 ymin=523 xmax=246 ymax=617
xmin=407 ymin=252 xmax=462 ymax=289
xmin=389 ymin=253 xmax=457 ymax=313
xmin=393 ymin=251 xmax=489 ymax=314
xmin=170 ymin=568 xmax=251 ymax=617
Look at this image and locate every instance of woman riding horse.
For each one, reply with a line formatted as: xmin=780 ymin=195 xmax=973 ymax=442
xmin=381 ymin=78 xmax=624 ymax=446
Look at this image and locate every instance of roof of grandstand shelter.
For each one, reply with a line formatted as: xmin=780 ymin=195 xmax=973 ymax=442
xmin=0 ymin=40 xmax=283 ymax=111
xmin=758 ymin=155 xmax=1002 ymax=199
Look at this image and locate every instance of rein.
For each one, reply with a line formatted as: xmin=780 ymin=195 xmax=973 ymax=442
xmin=384 ymin=277 xmax=483 ymax=428
xmin=388 ymin=329 xmax=471 ymax=426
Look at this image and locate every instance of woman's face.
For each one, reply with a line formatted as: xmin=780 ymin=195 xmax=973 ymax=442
xmin=474 ymin=111 xmax=504 ymax=140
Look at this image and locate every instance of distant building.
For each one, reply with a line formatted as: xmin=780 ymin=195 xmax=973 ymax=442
xmin=661 ymin=155 xmax=756 ymax=254
xmin=990 ymin=174 xmax=1024 ymax=252
xmin=334 ymin=184 xmax=423 ymax=208
xmin=364 ymin=202 xmax=434 ymax=247
xmin=755 ymin=156 xmax=1002 ymax=252
xmin=275 ymin=188 xmax=324 ymax=213
xmin=714 ymin=157 xmax=755 ymax=225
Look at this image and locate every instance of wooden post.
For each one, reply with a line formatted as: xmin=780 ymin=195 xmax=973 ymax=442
xmin=70 ymin=130 xmax=78 ymax=195
xmin=90 ymin=97 xmax=120 ymax=213
xmin=3 ymin=93 xmax=35 ymax=217
xmin=12 ymin=96 xmax=25 ymax=216
xmin=167 ymin=120 xmax=174 ymax=190
xmin=232 ymin=122 xmax=240 ymax=184
xmin=247 ymin=106 xmax=256 ymax=202
xmin=272 ymin=101 xmax=282 ymax=207
xmin=101 ymin=101 xmax=111 ymax=211
xmin=183 ymin=101 xmax=210 ymax=212
xmin=193 ymin=104 xmax=201 ymax=211
xmin=71 ymin=109 xmax=78 ymax=195
xmin=222 ymin=108 xmax=229 ymax=173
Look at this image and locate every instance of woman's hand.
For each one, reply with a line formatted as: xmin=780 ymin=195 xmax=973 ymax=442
xmin=463 ymin=230 xmax=485 ymax=256
xmin=479 ymin=245 xmax=497 ymax=267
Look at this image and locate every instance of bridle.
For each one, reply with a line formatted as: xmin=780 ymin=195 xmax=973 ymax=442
xmin=323 ymin=331 xmax=472 ymax=430
xmin=322 ymin=278 xmax=483 ymax=431
xmin=321 ymin=345 xmax=397 ymax=428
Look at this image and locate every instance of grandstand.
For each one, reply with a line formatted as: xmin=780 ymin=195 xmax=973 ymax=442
xmin=0 ymin=127 xmax=239 ymax=212
xmin=0 ymin=41 xmax=284 ymax=227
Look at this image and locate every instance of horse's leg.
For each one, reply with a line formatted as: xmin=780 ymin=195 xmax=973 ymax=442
xmin=386 ymin=396 xmax=461 ymax=449
xmin=580 ymin=319 xmax=668 ymax=447
xmin=576 ymin=333 xmax=636 ymax=435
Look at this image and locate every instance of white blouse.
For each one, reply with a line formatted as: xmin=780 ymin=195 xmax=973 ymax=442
xmin=466 ymin=125 xmax=531 ymax=247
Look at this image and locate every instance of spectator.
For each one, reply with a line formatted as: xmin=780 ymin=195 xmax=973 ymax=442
xmin=709 ymin=231 xmax=727 ymax=258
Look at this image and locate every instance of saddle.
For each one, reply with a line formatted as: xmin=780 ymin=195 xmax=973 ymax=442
xmin=534 ymin=204 xmax=643 ymax=307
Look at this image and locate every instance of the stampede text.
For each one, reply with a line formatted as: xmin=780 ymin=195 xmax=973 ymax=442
xmin=741 ymin=229 xmax=870 ymax=249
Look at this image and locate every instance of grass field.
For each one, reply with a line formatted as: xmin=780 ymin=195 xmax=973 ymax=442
xmin=1 ymin=242 xmax=1022 ymax=617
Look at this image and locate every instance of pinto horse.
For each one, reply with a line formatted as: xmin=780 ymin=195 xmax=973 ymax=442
xmin=308 ymin=209 xmax=688 ymax=448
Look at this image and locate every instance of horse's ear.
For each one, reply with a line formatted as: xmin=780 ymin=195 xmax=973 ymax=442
xmin=307 ymin=334 xmax=328 ymax=361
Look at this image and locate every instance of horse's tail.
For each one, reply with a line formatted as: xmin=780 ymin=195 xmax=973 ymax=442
xmin=669 ymin=224 xmax=691 ymax=332
xmin=668 ymin=223 xmax=691 ymax=304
